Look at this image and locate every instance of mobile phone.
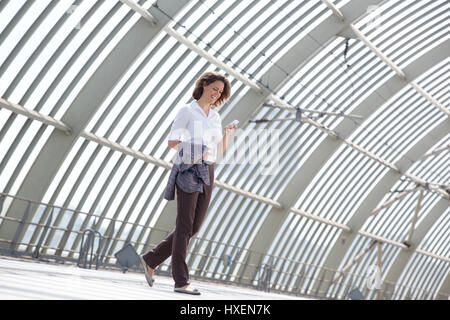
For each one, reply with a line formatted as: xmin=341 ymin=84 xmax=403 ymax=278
xmin=228 ymin=120 xmax=239 ymax=127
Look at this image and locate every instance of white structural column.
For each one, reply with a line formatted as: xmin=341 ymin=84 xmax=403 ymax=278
xmin=0 ymin=1 xmax=192 ymax=249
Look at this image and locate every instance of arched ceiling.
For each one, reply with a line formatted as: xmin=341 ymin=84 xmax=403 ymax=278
xmin=0 ymin=0 xmax=448 ymax=299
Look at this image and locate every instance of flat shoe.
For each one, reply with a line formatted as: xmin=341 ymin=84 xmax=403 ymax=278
xmin=140 ymin=255 xmax=155 ymax=287
xmin=174 ymin=286 xmax=201 ymax=295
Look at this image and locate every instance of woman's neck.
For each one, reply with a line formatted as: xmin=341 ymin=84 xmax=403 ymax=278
xmin=197 ymin=98 xmax=211 ymax=116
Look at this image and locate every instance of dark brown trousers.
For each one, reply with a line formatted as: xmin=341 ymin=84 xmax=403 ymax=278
xmin=143 ymin=163 xmax=214 ymax=288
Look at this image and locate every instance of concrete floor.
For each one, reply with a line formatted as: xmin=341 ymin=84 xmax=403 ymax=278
xmin=0 ymin=257 xmax=310 ymax=300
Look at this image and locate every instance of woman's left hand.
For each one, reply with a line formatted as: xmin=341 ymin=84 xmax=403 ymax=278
xmin=224 ymin=123 xmax=237 ymax=135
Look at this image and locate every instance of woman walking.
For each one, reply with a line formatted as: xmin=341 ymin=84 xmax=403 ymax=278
xmin=140 ymin=72 xmax=235 ymax=295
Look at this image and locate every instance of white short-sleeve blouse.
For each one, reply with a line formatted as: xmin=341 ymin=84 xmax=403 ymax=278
xmin=168 ymin=100 xmax=223 ymax=163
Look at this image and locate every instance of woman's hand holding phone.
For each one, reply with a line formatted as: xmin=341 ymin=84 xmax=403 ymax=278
xmin=224 ymin=120 xmax=239 ymax=135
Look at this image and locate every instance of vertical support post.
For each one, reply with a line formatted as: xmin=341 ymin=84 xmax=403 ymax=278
xmin=406 ymin=188 xmax=424 ymax=245
xmin=33 ymin=206 xmax=54 ymax=259
xmin=204 ymin=242 xmax=212 ymax=278
xmin=11 ymin=200 xmax=31 ymax=254
xmin=326 ymin=269 xmax=336 ymax=298
xmin=315 ymin=269 xmax=326 ymax=297
xmin=0 ymin=194 xmax=4 ymax=215
xmin=255 ymin=252 xmax=266 ymax=290
xmin=100 ymin=220 xmax=115 ymax=264
xmin=94 ymin=230 xmax=102 ymax=270
xmin=238 ymin=250 xmax=251 ymax=285
xmin=88 ymin=231 xmax=94 ymax=269
xmin=266 ymin=263 xmax=273 ymax=292
xmin=296 ymin=264 xmax=306 ymax=295
xmin=376 ymin=242 xmax=382 ymax=300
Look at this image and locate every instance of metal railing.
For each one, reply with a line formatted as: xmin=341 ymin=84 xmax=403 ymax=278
xmin=0 ymin=192 xmax=448 ymax=300
xmin=77 ymin=228 xmax=102 ymax=270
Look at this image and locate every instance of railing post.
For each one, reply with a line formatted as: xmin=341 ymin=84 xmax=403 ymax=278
xmin=296 ymin=264 xmax=306 ymax=295
xmin=0 ymin=194 xmax=4 ymax=215
xmin=94 ymin=230 xmax=102 ymax=270
xmin=315 ymin=269 xmax=326 ymax=298
xmin=33 ymin=206 xmax=54 ymax=259
xmin=238 ymin=250 xmax=251 ymax=285
xmin=265 ymin=263 xmax=272 ymax=292
xmin=10 ymin=200 xmax=31 ymax=255
xmin=100 ymin=220 xmax=115 ymax=264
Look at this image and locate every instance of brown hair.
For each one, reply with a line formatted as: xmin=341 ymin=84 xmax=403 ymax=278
xmin=192 ymin=72 xmax=231 ymax=107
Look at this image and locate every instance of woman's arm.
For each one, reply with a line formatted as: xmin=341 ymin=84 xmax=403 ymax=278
xmin=168 ymin=140 xmax=180 ymax=150
xmin=217 ymin=135 xmax=227 ymax=156
xmin=217 ymin=123 xmax=236 ymax=156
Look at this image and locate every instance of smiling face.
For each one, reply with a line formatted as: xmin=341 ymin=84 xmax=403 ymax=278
xmin=202 ymin=80 xmax=224 ymax=106
xmin=192 ymin=72 xmax=231 ymax=107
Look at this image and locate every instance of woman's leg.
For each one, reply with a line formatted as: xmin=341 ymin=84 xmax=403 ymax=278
xmin=171 ymin=185 xmax=200 ymax=288
xmin=192 ymin=164 xmax=215 ymax=236
xmin=173 ymin=164 xmax=215 ymax=288
xmin=142 ymin=186 xmax=200 ymax=271
xmin=142 ymin=231 xmax=175 ymax=270
xmin=143 ymin=164 xmax=214 ymax=288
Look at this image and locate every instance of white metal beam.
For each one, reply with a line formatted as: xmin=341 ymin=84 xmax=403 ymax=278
xmin=263 ymin=102 xmax=364 ymax=120
xmin=371 ymin=187 xmax=420 ymax=217
xmin=410 ymin=81 xmax=450 ymax=117
xmin=290 ymin=207 xmax=351 ymax=232
xmin=119 ymin=0 xmax=158 ymax=26
xmin=347 ymin=24 xmax=407 ymax=80
xmin=321 ymin=0 xmax=345 ymax=22
xmin=333 ymin=240 xmax=377 ymax=282
xmin=0 ymin=98 xmax=71 ymax=134
xmin=420 ymin=143 xmax=450 ymax=161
